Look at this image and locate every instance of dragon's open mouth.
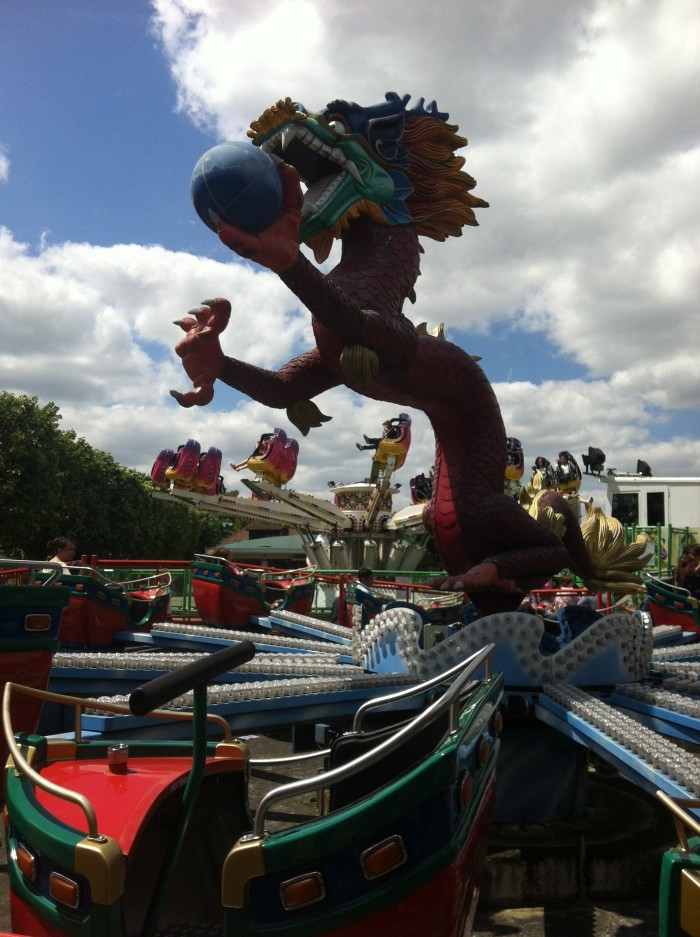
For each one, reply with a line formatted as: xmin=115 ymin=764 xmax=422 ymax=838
xmin=258 ymin=124 xmax=362 ymax=219
xmin=247 ymin=97 xmax=398 ymax=254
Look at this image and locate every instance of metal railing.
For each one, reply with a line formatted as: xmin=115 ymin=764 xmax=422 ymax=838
xmin=656 ymin=790 xmax=700 ymax=851
xmin=2 ymin=682 xmax=232 ymax=840
xmin=88 ymin=560 xmax=458 ymax=621
xmin=76 ymin=535 xmax=700 ymax=622
xmin=249 ymin=642 xmax=495 ymax=837
xmin=0 ymin=559 xmax=64 ymax=587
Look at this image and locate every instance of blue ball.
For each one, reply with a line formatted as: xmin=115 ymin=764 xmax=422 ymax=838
xmin=190 ymin=142 xmax=284 ymax=234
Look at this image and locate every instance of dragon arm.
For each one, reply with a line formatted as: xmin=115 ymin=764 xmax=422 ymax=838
xmin=218 ymin=347 xmax=339 ymax=435
xmin=218 ymin=347 xmax=337 ymax=405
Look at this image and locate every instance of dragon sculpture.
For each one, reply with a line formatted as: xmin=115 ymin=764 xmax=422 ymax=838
xmin=172 ymin=92 xmax=645 ymax=613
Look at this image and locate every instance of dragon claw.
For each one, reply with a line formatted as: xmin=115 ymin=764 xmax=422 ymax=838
xmin=170 ymin=389 xmax=195 ymax=408
xmin=431 ymin=564 xmax=520 ymax=596
xmin=287 ymin=399 xmax=332 ymax=436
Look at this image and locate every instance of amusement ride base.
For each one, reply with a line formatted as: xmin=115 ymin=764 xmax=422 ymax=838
xmin=480 ymin=770 xmax=677 ymax=907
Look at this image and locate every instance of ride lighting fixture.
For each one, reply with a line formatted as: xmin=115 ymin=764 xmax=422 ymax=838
xmin=360 ymin=835 xmax=408 ymax=880
xmin=23 ymin=613 xmax=51 ymax=632
xmin=280 ymin=872 xmax=326 ymax=910
xmin=15 ymin=843 xmax=36 ymax=882
xmin=49 ymin=872 xmax=81 ymax=910
xmin=581 ymin=447 xmax=606 ymax=475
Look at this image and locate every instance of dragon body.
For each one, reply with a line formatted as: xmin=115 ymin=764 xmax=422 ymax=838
xmin=172 ymin=93 xmax=641 ymax=612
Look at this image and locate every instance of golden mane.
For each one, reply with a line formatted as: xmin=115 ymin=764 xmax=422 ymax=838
xmin=402 ymin=115 xmax=488 ymax=241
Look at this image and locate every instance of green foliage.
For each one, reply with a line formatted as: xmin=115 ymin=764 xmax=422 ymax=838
xmin=0 ymin=393 xmax=62 ymax=557
xmin=0 ymin=392 xmax=239 ymax=560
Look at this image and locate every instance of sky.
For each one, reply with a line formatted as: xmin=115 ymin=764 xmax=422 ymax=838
xmin=1 ymin=0 xmax=699 ymax=516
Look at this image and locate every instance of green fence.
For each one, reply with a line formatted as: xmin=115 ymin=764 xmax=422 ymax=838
xmin=621 ymin=525 xmax=695 ymax=578
xmin=88 ymin=530 xmax=698 ymax=621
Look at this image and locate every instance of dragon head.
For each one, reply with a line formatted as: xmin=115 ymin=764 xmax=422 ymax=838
xmin=248 ymin=92 xmax=488 ymax=262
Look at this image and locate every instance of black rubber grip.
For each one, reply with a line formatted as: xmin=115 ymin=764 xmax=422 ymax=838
xmin=128 ymin=640 xmax=256 ymax=716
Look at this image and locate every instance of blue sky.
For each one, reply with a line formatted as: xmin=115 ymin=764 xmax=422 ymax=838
xmin=1 ymin=4 xmax=210 ymax=252
xmin=1 ymin=0 xmax=698 ymax=513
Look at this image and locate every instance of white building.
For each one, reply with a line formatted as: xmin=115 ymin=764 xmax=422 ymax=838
xmin=594 ymin=472 xmax=700 ymax=530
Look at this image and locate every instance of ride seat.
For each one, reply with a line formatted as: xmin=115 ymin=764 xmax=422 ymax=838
xmin=123 ymin=768 xmax=250 ymax=936
xmin=326 ymin=710 xmax=450 ymax=812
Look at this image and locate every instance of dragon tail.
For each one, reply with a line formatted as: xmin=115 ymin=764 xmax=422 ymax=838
xmin=578 ymin=502 xmax=649 ymax=594
xmin=520 ymin=486 xmax=648 ymax=594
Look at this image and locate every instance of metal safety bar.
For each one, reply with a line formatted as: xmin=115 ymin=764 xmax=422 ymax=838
xmin=0 ymin=559 xmax=64 ymax=587
xmin=352 ymin=649 xmax=490 ymax=732
xmin=656 ymin=790 xmax=700 ymax=852
xmin=2 ymin=682 xmax=232 ymax=841
xmin=65 ymin=565 xmax=172 ymax=593
xmin=250 ymin=643 xmax=495 ymax=838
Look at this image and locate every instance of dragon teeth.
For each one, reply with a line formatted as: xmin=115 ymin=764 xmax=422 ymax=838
xmin=261 ymin=125 xmax=363 ymax=187
xmin=342 ymin=158 xmax=363 ymax=185
xmin=279 ymin=125 xmax=297 ymax=150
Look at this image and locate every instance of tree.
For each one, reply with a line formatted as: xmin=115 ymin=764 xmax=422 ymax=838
xmin=0 ymin=393 xmax=65 ymax=557
xmin=0 ymin=393 xmax=240 ymax=560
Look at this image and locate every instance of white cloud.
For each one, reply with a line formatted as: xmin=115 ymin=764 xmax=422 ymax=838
xmin=2 ymin=0 xmax=698 ymax=533
xmin=2 ymin=211 xmax=697 ymax=510
xmin=151 ymin=0 xmax=698 ymax=407
xmin=151 ymin=0 xmax=329 ymax=138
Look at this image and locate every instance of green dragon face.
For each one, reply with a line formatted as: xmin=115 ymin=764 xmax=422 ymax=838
xmin=248 ymin=97 xmax=411 ymax=246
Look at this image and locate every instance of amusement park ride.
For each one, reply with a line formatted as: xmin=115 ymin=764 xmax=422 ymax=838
xmin=2 ymin=92 xmax=699 ymax=937
xmin=150 ymin=412 xmax=426 ymax=573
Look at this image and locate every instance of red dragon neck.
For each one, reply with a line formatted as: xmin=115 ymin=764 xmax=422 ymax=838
xmin=328 ymin=218 xmax=421 ymax=313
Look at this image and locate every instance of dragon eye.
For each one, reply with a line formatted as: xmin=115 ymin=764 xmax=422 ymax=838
xmin=326 ymin=116 xmax=349 ymax=135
